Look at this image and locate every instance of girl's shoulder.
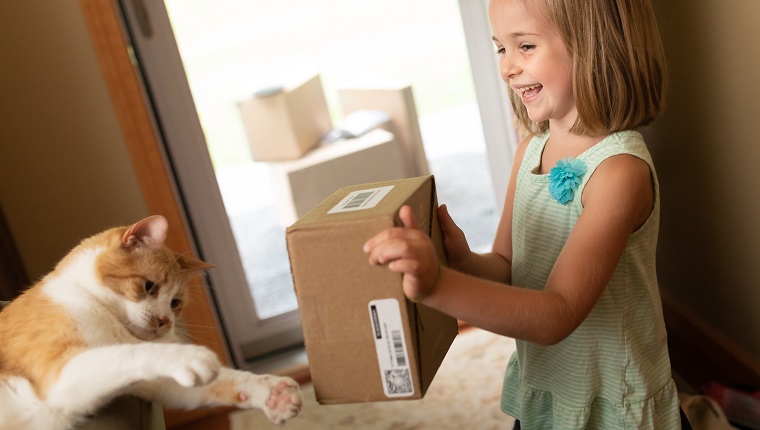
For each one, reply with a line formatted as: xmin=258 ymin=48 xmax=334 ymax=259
xmin=595 ymin=131 xmax=651 ymax=159
xmin=588 ymin=131 xmax=652 ymax=182
xmin=515 ymin=132 xmax=551 ymax=168
xmin=512 ymin=133 xmax=536 ymax=170
xmin=581 ymin=135 xmax=655 ymax=228
xmin=516 ymin=133 xmax=537 ymax=152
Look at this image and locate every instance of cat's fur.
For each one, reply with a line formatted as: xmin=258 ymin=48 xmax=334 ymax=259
xmin=0 ymin=215 xmax=301 ymax=429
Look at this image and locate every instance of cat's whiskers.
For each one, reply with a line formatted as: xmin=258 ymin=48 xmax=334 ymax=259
xmin=176 ymin=323 xmax=219 ymax=331
xmin=173 ymin=328 xmax=213 ymax=344
xmin=172 ymin=327 xmax=202 ymax=344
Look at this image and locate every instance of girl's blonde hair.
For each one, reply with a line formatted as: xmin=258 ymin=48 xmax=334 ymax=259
xmin=510 ymin=0 xmax=667 ymax=136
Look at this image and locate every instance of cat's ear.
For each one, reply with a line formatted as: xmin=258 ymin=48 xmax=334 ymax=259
xmin=178 ymin=255 xmax=215 ymax=273
xmin=122 ymin=215 xmax=169 ymax=250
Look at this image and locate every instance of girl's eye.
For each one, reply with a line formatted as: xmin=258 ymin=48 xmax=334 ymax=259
xmin=520 ymin=44 xmax=536 ymax=52
xmin=495 ymin=46 xmax=505 ymax=55
xmin=145 ymin=281 xmax=156 ymax=294
xmin=171 ymin=299 xmax=182 ymax=309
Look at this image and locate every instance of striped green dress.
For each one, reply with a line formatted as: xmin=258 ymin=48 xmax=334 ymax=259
xmin=501 ymin=131 xmax=682 ymax=429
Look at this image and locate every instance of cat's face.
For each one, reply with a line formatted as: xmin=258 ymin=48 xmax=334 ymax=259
xmin=88 ymin=216 xmax=212 ymax=341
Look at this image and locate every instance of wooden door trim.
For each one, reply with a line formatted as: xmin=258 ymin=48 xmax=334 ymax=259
xmin=78 ymin=1 xmax=230 ymax=426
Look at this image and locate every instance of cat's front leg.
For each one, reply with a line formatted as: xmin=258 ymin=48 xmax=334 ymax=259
xmin=134 ymin=368 xmax=302 ymax=425
xmin=46 ymin=343 xmax=221 ymax=416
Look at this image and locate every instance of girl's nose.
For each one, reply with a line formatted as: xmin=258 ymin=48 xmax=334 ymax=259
xmin=499 ymin=54 xmax=518 ymax=82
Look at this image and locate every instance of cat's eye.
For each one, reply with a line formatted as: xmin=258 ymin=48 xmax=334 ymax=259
xmin=171 ymin=299 xmax=182 ymax=309
xmin=145 ymin=280 xmax=156 ymax=294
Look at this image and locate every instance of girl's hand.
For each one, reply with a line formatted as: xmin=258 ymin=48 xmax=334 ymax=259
xmin=363 ymin=205 xmax=440 ymax=301
xmin=438 ymin=204 xmax=472 ymax=271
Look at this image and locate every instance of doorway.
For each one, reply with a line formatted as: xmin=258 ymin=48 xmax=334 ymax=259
xmin=118 ymin=0 xmax=514 ymax=368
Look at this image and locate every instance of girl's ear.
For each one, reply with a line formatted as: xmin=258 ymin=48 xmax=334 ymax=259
xmin=122 ymin=215 xmax=169 ymax=250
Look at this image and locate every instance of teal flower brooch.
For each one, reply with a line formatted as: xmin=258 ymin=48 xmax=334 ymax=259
xmin=548 ymin=157 xmax=587 ymax=205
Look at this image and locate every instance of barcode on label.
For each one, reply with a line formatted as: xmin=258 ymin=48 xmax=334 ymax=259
xmin=368 ymin=298 xmax=414 ymax=398
xmin=328 ymin=185 xmax=394 ymax=214
xmin=343 ymin=190 xmax=376 ymax=209
xmin=391 ymin=329 xmax=406 ymax=367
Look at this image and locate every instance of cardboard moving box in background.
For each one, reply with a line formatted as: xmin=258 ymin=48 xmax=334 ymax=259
xmin=238 ymin=75 xmax=331 ymax=161
xmin=339 ymin=86 xmax=429 ymax=178
xmin=268 ymin=129 xmax=407 ymax=227
xmin=286 ymin=176 xmax=458 ymax=404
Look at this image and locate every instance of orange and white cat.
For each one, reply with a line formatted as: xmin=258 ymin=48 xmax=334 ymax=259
xmin=0 ymin=215 xmax=301 ymax=429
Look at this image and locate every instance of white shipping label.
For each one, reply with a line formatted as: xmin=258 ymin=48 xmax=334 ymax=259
xmin=328 ymin=185 xmax=395 ymax=214
xmin=368 ymin=298 xmax=415 ymax=398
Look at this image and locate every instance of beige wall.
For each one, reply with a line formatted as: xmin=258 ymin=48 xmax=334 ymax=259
xmin=1 ymin=0 xmax=759 ymax=366
xmin=0 ymin=1 xmax=147 ymax=280
xmin=647 ymin=0 xmax=760 ymax=361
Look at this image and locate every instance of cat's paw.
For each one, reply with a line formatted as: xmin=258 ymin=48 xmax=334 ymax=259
xmin=236 ymin=375 xmax=302 ymax=425
xmin=169 ymin=345 xmax=221 ymax=387
xmin=262 ymin=377 xmax=302 ymax=425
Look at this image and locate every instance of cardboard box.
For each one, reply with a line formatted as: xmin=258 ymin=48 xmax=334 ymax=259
xmin=286 ymin=176 xmax=458 ymax=404
xmin=268 ymin=129 xmax=407 ymax=226
xmin=238 ymin=75 xmax=332 ymax=161
xmin=339 ymin=85 xmax=429 ymax=178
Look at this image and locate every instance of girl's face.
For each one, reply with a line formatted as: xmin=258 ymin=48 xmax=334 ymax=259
xmin=489 ymin=0 xmax=575 ymax=130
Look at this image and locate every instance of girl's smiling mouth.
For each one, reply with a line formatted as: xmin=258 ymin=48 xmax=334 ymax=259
xmin=514 ymin=84 xmax=543 ymax=102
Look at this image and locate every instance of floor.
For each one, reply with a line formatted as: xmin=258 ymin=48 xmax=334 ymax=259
xmin=230 ymin=328 xmax=516 ymax=430
xmin=227 ymin=328 xmax=742 ymax=430
xmin=143 ymin=331 xmax=747 ymax=430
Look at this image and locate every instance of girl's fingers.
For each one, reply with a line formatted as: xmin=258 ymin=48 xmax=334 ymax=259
xmin=363 ymin=207 xmax=420 ymax=254
xmin=366 ymin=237 xmax=408 ymax=265
xmin=364 ymin=227 xmax=411 ymax=253
xmin=438 ymin=204 xmax=451 ymax=229
xmin=438 ymin=204 xmax=460 ymax=237
xmin=398 ymin=205 xmax=418 ymax=229
xmin=387 ymin=258 xmax=419 ymax=276
xmin=366 ymin=231 xmax=429 ymax=266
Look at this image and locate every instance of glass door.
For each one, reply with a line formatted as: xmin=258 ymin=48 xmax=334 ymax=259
xmin=118 ymin=0 xmax=514 ymax=369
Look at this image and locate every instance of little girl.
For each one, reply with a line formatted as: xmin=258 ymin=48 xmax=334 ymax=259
xmin=364 ymin=0 xmax=689 ymax=428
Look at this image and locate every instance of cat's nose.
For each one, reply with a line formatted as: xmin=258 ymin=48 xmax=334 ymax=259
xmin=157 ymin=315 xmax=171 ymax=327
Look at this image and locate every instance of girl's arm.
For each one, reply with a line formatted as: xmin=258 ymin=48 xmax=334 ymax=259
xmin=365 ymin=153 xmax=653 ymax=345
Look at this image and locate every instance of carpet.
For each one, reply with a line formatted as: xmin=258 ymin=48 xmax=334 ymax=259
xmin=230 ymin=328 xmax=516 ymax=429
xmin=227 ymin=328 xmax=737 ymax=430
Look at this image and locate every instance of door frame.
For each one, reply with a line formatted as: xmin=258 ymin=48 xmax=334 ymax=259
xmin=79 ymin=0 xmax=238 ymax=426
xmin=108 ymin=0 xmax=304 ymax=368
xmin=459 ymin=0 xmax=516 ymax=211
xmin=79 ymin=0 xmax=230 ymax=365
